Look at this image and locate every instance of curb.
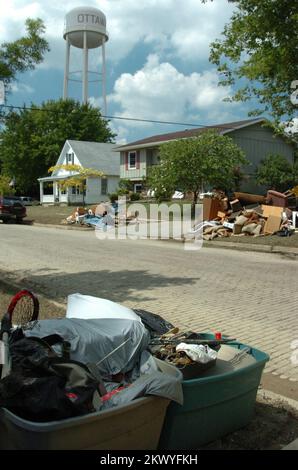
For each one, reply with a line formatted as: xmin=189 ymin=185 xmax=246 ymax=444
xmin=32 ymin=222 xmax=94 ymax=231
xmin=257 ymin=388 xmax=298 ymax=411
xmin=203 ymin=240 xmax=298 ymax=256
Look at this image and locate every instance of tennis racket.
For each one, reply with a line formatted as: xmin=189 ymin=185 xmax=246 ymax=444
xmin=6 ymin=289 xmax=39 ymax=329
xmin=0 ymin=290 xmax=39 ymax=378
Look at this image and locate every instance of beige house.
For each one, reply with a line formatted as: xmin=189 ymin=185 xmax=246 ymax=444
xmin=116 ymin=118 xmax=295 ymax=194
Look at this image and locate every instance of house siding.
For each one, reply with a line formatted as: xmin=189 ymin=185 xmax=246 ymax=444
xmin=120 ymin=149 xmax=147 ymax=180
xmin=85 ymin=176 xmax=119 ymax=204
xmin=229 ymin=123 xmax=295 ymax=193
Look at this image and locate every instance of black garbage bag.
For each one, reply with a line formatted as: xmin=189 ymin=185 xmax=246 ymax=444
xmin=0 ymin=336 xmax=100 ymax=422
xmin=134 ymin=309 xmax=174 ymax=335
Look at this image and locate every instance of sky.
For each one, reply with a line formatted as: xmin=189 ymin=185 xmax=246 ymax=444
xmin=0 ymin=0 xmax=262 ymax=144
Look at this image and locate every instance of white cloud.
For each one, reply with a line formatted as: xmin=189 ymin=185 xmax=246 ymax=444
xmin=108 ymin=54 xmax=240 ymax=142
xmin=0 ymin=0 xmax=235 ymax=69
xmin=11 ymin=82 xmax=34 ymax=94
xmin=109 ymin=54 xmax=238 ymax=124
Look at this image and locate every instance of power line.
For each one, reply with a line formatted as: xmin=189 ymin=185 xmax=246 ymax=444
xmin=0 ymin=103 xmax=266 ymax=132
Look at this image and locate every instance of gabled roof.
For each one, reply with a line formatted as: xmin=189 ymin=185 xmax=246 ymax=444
xmin=116 ymin=118 xmax=266 ymax=150
xmin=68 ymin=140 xmax=120 ymax=175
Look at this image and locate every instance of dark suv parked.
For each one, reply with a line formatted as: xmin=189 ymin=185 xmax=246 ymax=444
xmin=0 ymin=196 xmax=27 ymax=223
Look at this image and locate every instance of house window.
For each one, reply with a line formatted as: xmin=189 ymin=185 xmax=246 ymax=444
xmin=67 ymin=152 xmax=74 ymax=164
xmin=134 ymin=183 xmax=142 ymax=193
xmin=72 ymin=186 xmax=81 ymax=195
xmin=129 ymin=151 xmax=136 ymax=169
xmin=101 ymin=178 xmax=108 ymax=195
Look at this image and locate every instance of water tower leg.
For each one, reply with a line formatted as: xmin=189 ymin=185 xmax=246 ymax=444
xmin=63 ymin=37 xmax=70 ymax=100
xmin=83 ymin=31 xmax=88 ymax=104
xmin=102 ymin=40 xmax=107 ymax=115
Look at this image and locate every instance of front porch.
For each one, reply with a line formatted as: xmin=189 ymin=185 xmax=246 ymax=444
xmin=38 ymin=176 xmax=85 ymax=205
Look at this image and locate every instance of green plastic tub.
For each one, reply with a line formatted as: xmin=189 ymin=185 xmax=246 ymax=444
xmin=158 ymin=342 xmax=269 ymax=450
xmin=0 ymin=359 xmax=181 ymax=450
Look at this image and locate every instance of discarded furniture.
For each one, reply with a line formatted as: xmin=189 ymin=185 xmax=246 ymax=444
xmin=234 ymin=192 xmax=267 ymax=205
xmin=266 ymin=190 xmax=297 ymax=209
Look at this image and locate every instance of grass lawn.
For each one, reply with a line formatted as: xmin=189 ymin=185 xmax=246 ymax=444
xmin=26 ymin=205 xmax=91 ymax=225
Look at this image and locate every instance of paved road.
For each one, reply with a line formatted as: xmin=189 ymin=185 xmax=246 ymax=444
xmin=0 ymin=224 xmax=297 ymax=381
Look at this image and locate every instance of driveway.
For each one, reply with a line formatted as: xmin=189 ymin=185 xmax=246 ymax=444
xmin=0 ymin=224 xmax=297 ymax=382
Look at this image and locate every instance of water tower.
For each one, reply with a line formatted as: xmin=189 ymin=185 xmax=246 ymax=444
xmin=63 ymin=6 xmax=109 ymax=113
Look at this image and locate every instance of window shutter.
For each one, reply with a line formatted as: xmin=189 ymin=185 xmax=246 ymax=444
xmin=125 ymin=152 xmax=128 ymax=170
xmin=136 ymin=151 xmax=140 ymax=170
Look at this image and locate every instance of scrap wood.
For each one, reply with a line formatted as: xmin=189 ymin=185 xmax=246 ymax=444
xmin=264 ymin=215 xmax=281 ymax=234
xmin=261 ymin=205 xmax=283 ymax=218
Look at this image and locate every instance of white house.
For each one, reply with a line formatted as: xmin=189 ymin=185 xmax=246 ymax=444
xmin=38 ymin=140 xmax=120 ymax=205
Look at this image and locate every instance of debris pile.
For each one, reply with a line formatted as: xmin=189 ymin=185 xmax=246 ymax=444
xmin=200 ymin=189 xmax=298 ymax=241
xmin=64 ymin=202 xmax=138 ymax=228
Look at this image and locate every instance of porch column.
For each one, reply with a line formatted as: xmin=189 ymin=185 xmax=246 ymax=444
xmin=53 ymin=182 xmax=58 ymax=203
xmin=39 ymin=181 xmax=44 ymax=204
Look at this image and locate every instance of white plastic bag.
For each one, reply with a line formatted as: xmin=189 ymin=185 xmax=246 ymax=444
xmin=176 ymin=343 xmax=217 ymax=364
xmin=66 ymin=293 xmax=141 ymax=322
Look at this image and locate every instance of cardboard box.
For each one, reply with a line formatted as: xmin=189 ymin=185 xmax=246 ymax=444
xmin=233 ymin=224 xmax=243 ymax=235
xmin=264 ymin=215 xmax=281 ymax=234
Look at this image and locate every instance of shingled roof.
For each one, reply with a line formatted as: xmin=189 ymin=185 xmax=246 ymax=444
xmin=116 ymin=117 xmax=266 ymax=150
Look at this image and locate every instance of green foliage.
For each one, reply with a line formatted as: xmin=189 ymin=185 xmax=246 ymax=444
xmin=0 ymin=175 xmax=14 ymax=196
xmin=109 ymin=192 xmax=119 ymax=203
xmin=130 ymin=192 xmax=141 ymax=201
xmin=0 ymin=99 xmax=116 ymax=194
xmin=148 ymin=130 xmax=247 ymax=205
xmin=256 ymin=154 xmax=294 ymax=191
xmin=118 ymin=178 xmax=133 ymax=192
xmin=0 ymin=18 xmax=49 ymax=89
xmin=208 ymin=0 xmax=298 ymax=120
xmin=117 ymin=178 xmax=132 ymax=195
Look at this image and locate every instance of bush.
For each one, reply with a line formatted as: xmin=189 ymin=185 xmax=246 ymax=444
xmin=130 ymin=192 xmax=141 ymax=201
xmin=256 ymin=154 xmax=294 ymax=191
xmin=108 ymin=192 xmax=119 ymax=203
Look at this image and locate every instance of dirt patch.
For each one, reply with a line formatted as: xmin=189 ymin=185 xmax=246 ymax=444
xmin=219 ymin=393 xmax=298 ymax=450
xmin=0 ymin=280 xmax=65 ymax=320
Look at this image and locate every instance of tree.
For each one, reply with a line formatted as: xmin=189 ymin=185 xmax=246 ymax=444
xmin=208 ymin=0 xmax=298 ymax=121
xmin=0 ymin=175 xmax=14 ymax=196
xmin=255 ymin=154 xmax=294 ymax=191
xmin=0 ymin=99 xmax=116 ymax=195
xmin=0 ymin=18 xmax=49 ymax=91
xmin=48 ymin=164 xmax=105 ymax=205
xmin=148 ymin=130 xmax=247 ymax=211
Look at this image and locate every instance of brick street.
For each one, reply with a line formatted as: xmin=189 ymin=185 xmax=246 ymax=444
xmin=0 ymin=224 xmax=297 ymax=381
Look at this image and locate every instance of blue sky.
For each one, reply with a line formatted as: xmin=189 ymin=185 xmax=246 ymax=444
xmin=1 ymin=0 xmax=261 ymax=144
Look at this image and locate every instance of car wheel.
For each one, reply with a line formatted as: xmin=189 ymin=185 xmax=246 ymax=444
xmin=16 ymin=218 xmax=23 ymax=224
